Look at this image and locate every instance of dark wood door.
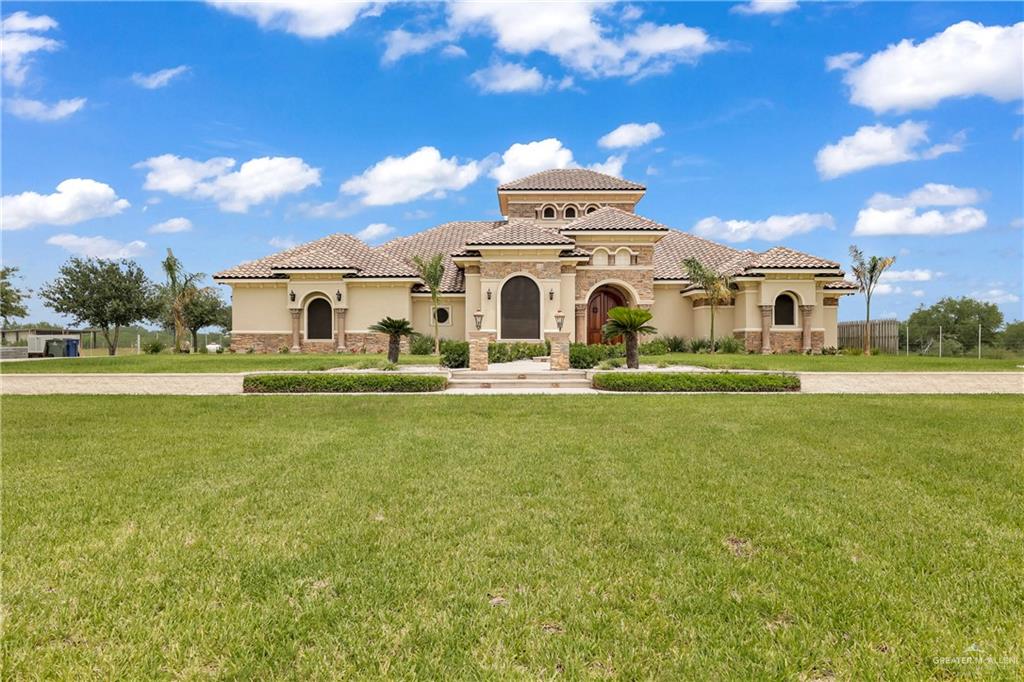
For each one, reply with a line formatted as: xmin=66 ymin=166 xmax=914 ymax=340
xmin=587 ymin=289 xmax=625 ymax=345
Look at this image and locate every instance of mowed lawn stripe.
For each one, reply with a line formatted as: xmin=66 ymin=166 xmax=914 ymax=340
xmin=3 ymin=395 xmax=1022 ymax=679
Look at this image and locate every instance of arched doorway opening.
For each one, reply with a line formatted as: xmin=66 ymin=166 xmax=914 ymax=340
xmin=306 ymin=298 xmax=333 ymax=340
xmin=500 ymin=276 xmax=540 ymax=340
xmin=587 ymin=285 xmax=626 ymax=345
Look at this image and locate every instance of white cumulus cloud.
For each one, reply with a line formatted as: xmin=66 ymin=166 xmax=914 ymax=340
xmin=866 ymin=183 xmax=982 ymax=210
xmin=731 ymin=1 xmax=799 ymax=16
xmin=825 ymin=51 xmax=862 ymax=72
xmin=470 ymin=62 xmax=550 ymax=93
xmin=1 ymin=178 xmax=130 ymax=230
xmin=873 ymin=283 xmax=902 ymax=296
xmin=692 ymin=212 xmax=834 ymax=243
xmin=598 ymin=122 xmax=664 ymax=149
xmin=880 ymin=269 xmax=938 ymax=282
xmin=969 ymin=288 xmax=1020 ymax=305
xmin=840 ymin=21 xmax=1024 ymax=113
xmin=588 ymin=154 xmax=627 ymax=177
xmin=489 ymin=138 xmax=576 ymax=184
xmin=132 ymin=65 xmax=190 ymax=89
xmin=854 ymin=182 xmax=988 ymax=236
xmin=341 ymin=147 xmax=482 ymax=206
xmin=815 ymin=121 xmax=963 ymax=180
xmin=356 ymin=223 xmax=396 ymax=243
xmin=1 ymin=11 xmax=61 ymax=86
xmin=207 ymin=1 xmax=379 ymax=38
xmin=135 ymin=154 xmax=321 ymax=212
xmin=5 ymin=97 xmax=86 ymax=121
xmin=149 ymin=217 xmax=193 ymax=234
xmin=46 ymin=234 xmax=147 ymax=259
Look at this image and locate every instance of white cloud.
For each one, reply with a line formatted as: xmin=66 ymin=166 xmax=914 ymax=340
xmin=841 ymin=21 xmax=1024 ymax=113
xmin=149 ymin=217 xmax=193 ymax=234
xmin=731 ymin=1 xmax=799 ymax=16
xmin=470 ymin=62 xmax=549 ymax=93
xmin=1011 ymin=217 xmax=1024 ymax=230
xmin=489 ymin=138 xmax=575 ymax=183
xmin=646 ymin=165 xmax=658 ymax=176
xmin=1013 ymin=127 xmax=1023 ymax=142
xmin=207 ymin=1 xmax=379 ymax=38
xmin=1 ymin=179 xmax=130 ymax=230
xmin=356 ymin=223 xmax=396 ymax=243
xmin=441 ymin=44 xmax=467 ymax=58
xmin=867 ymin=183 xmax=982 ymax=210
xmin=1 ymin=12 xmax=61 ymax=86
xmin=5 ymin=97 xmax=86 ymax=121
xmin=692 ymin=212 xmax=834 ymax=243
xmin=598 ymin=122 xmax=664 ymax=149
xmin=382 ymin=28 xmax=455 ymax=64
xmin=853 ymin=206 xmax=987 ymax=236
xmin=873 ymin=283 xmax=902 ymax=295
xmin=46 ymin=234 xmax=146 ymax=259
xmin=135 ymin=154 xmax=321 ymax=212
xmin=825 ymin=51 xmax=862 ymax=72
xmin=880 ymin=269 xmax=937 ymax=282
xmin=970 ymin=288 xmax=1020 ymax=305
xmin=269 ymin=235 xmax=297 ymax=249
xmin=341 ymin=147 xmax=482 ymax=206
xmin=815 ymin=121 xmax=963 ymax=179
xmin=621 ymin=5 xmax=644 ymax=22
xmin=588 ymin=154 xmax=627 ymax=177
xmin=912 ymin=289 xmax=926 ymax=297
xmin=131 ymin=65 xmax=189 ymax=89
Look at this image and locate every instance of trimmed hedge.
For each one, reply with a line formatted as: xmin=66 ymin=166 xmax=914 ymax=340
xmin=592 ymin=372 xmax=800 ymax=393
xmin=569 ymin=343 xmax=625 ymax=369
xmin=488 ymin=341 xmax=549 ymax=363
xmin=243 ymin=373 xmax=447 ymax=393
xmin=440 ymin=340 xmax=469 ymax=368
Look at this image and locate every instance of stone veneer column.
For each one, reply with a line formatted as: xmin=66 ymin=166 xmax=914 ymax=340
xmin=800 ymin=305 xmax=814 ymax=352
xmin=335 ymin=307 xmax=347 ymax=351
xmin=290 ymin=310 xmax=301 ymax=352
xmin=575 ymin=304 xmax=587 ymax=344
xmin=468 ymin=331 xmax=490 ymax=371
xmin=546 ymin=332 xmax=570 ymax=370
xmin=759 ymin=305 xmax=773 ymax=354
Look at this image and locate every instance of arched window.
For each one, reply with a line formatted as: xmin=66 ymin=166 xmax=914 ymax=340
xmin=774 ymin=293 xmax=796 ymax=326
xmin=307 ymin=298 xmax=333 ymax=339
xmin=614 ymin=248 xmax=632 ymax=266
xmin=585 ymin=205 xmax=599 ymax=215
xmin=564 ymin=206 xmax=577 ymax=219
xmin=500 ymin=276 xmax=540 ymax=339
xmin=591 ymin=248 xmax=609 ymax=266
xmin=542 ymin=205 xmax=556 ymax=219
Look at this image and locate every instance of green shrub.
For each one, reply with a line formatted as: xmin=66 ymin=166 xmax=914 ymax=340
xmin=598 ymin=358 xmax=624 ymax=370
xmin=569 ymin=343 xmax=625 ymax=369
xmin=639 ymin=339 xmax=669 ymax=356
xmin=243 ymin=373 xmax=447 ymax=393
xmin=592 ymin=372 xmax=800 ymax=392
xmin=663 ymin=336 xmax=687 ymax=353
xmin=278 ymin=346 xmax=290 ymax=354
xmin=440 ymin=340 xmax=469 ymax=368
xmin=488 ymin=341 xmax=548 ymax=363
xmin=409 ymin=334 xmax=435 ymax=355
xmin=821 ymin=346 xmax=839 ymax=355
xmin=715 ymin=336 xmax=743 ymax=354
xmin=842 ymin=347 xmax=863 ymax=356
xmin=689 ymin=337 xmax=710 ymax=353
xmin=142 ymin=340 xmax=165 ymax=354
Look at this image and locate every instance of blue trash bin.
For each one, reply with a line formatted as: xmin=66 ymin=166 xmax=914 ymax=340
xmin=65 ymin=338 xmax=80 ymax=357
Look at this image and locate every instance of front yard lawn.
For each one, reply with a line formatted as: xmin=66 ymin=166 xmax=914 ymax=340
xmin=0 ymin=352 xmax=437 ymax=373
xmin=4 ymin=395 xmax=1022 ymax=679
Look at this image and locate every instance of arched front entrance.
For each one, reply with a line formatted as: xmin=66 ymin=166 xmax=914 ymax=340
xmin=306 ymin=298 xmax=333 ymax=340
xmin=500 ymin=276 xmax=541 ymax=339
xmin=587 ymin=286 xmax=626 ymax=345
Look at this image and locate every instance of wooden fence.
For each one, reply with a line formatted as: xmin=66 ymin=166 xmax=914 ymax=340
xmin=838 ymin=319 xmax=901 ymax=353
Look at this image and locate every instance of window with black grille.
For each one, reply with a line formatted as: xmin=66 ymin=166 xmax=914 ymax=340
xmin=501 ymin=277 xmax=540 ymax=339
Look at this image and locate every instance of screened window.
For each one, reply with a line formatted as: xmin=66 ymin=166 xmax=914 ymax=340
xmin=307 ymin=298 xmax=332 ymax=339
xmin=542 ymin=206 xmax=556 ymax=219
xmin=774 ymin=294 xmax=796 ymax=326
xmin=564 ymin=206 xmax=577 ymax=219
xmin=585 ymin=205 xmax=598 ymax=215
xmin=500 ymin=276 xmax=540 ymax=339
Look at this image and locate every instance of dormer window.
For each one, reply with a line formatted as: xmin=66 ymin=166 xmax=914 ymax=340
xmin=585 ymin=205 xmax=598 ymax=215
xmin=542 ymin=206 xmax=556 ymax=219
xmin=564 ymin=206 xmax=577 ymax=219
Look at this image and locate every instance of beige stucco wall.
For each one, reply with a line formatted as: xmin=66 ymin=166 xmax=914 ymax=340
xmin=229 ymin=284 xmax=292 ymax=332
xmin=693 ymin=305 xmax=735 ymax=340
xmin=412 ymin=296 xmax=466 ymax=340
xmin=651 ymin=285 xmax=693 ymax=338
xmin=344 ymin=283 xmax=413 ymax=331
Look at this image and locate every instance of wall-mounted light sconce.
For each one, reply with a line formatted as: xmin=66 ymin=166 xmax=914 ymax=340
xmin=335 ymin=290 xmax=343 ymax=303
xmin=554 ymin=310 xmax=565 ymax=331
xmin=289 ymin=290 xmax=296 ymax=302
xmin=473 ymin=309 xmax=484 ymax=330
xmin=549 ymin=288 xmax=555 ymax=301
xmin=486 ymin=289 xmax=492 ymax=301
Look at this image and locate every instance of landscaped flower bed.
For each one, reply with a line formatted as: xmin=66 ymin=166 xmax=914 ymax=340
xmin=592 ymin=372 xmax=800 ymax=392
xmin=243 ymin=373 xmax=447 ymax=393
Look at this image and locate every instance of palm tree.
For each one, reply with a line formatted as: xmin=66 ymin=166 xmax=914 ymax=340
xmin=161 ymin=249 xmax=202 ymax=353
xmin=369 ymin=316 xmax=415 ymax=363
xmin=412 ymin=254 xmax=444 ymax=354
xmin=682 ymin=257 xmax=732 ymax=353
xmin=849 ymin=245 xmax=896 ymax=354
xmin=602 ymin=306 xmax=657 ymax=369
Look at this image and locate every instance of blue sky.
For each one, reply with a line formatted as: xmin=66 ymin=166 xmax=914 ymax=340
xmin=2 ymin=1 xmax=1022 ymax=323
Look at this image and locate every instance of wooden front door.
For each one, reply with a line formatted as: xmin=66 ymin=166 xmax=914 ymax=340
xmin=587 ymin=288 xmax=625 ymax=345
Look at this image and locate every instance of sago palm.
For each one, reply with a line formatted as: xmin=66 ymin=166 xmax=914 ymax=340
xmin=682 ymin=257 xmax=732 ymax=353
xmin=849 ymin=245 xmax=896 ymax=354
xmin=412 ymin=254 xmax=445 ymax=354
xmin=369 ymin=316 xmax=415 ymax=363
xmin=602 ymin=306 xmax=657 ymax=369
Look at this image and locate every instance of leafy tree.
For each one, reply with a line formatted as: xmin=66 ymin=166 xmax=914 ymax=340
xmin=369 ymin=316 xmax=415 ymax=363
xmin=682 ymin=257 xmax=732 ymax=353
xmin=412 ymin=254 xmax=445 ymax=355
xmin=602 ymin=306 xmax=657 ymax=369
xmin=183 ymin=287 xmax=231 ymax=352
xmin=160 ymin=249 xmax=202 ymax=353
xmin=39 ymin=258 xmax=159 ymax=356
xmin=0 ymin=266 xmax=29 ymax=325
xmin=849 ymin=245 xmax=896 ymax=353
xmin=907 ymin=297 xmax=1004 ymax=352
xmin=1001 ymin=321 xmax=1024 ymax=352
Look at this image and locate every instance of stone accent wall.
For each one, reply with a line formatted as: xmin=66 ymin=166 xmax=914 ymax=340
xmin=301 ymin=341 xmax=337 ymax=353
xmin=344 ymin=332 xmax=408 ymax=354
xmin=469 ymin=331 xmax=495 ymax=371
xmin=575 ymin=266 xmax=654 ymax=303
xmin=506 ymin=199 xmax=637 ymax=219
xmin=546 ymin=332 xmax=570 ymax=370
xmin=230 ymin=332 xmax=409 ymax=354
xmin=230 ymin=333 xmax=292 ymax=353
xmin=480 ymin=261 xmax=562 ymax=281
xmin=735 ymin=330 xmax=825 ymax=353
xmin=736 ymin=331 xmax=761 ymax=353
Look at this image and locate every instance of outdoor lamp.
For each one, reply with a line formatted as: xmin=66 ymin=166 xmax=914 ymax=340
xmin=289 ymin=290 xmax=296 ymax=302
xmin=335 ymin=289 xmax=343 ymax=302
xmin=473 ymin=310 xmax=484 ymax=330
xmin=486 ymin=288 xmax=492 ymax=300
xmin=549 ymin=288 xmax=555 ymax=301
xmin=554 ymin=310 xmax=565 ymax=331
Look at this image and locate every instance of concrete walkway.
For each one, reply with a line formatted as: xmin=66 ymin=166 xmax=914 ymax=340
xmin=797 ymin=371 xmax=1023 ymax=394
xmin=1 ymin=373 xmax=244 ymax=395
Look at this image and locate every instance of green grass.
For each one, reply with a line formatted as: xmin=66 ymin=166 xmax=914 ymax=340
xmin=4 ymin=395 xmax=1022 ymax=679
xmin=642 ymin=352 xmax=1024 ymax=372
xmin=0 ymin=352 xmax=437 ymax=373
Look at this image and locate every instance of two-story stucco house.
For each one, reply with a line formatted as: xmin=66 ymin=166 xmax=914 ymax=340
xmin=214 ymin=168 xmax=856 ymax=354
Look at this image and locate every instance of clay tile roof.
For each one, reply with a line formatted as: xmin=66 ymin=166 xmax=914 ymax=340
xmin=824 ymin=279 xmax=859 ymax=290
xmin=377 ymin=220 xmax=500 ymax=293
xmin=560 ymin=247 xmax=592 ymax=258
xmin=563 ymin=206 xmax=669 ymax=232
xmin=466 ymin=219 xmax=574 ymax=246
xmin=498 ymin=168 xmax=645 ymax=191
xmin=745 ymin=246 xmax=840 ymax=270
xmin=214 ymin=233 xmax=416 ymax=279
xmin=652 ymin=230 xmax=747 ymax=280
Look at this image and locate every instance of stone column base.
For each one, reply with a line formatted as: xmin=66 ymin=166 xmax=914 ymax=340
xmin=469 ymin=331 xmax=493 ymax=371
xmin=545 ymin=332 xmax=571 ymax=370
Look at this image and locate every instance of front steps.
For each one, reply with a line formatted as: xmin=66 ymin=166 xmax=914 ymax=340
xmin=448 ymin=369 xmax=590 ymax=390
